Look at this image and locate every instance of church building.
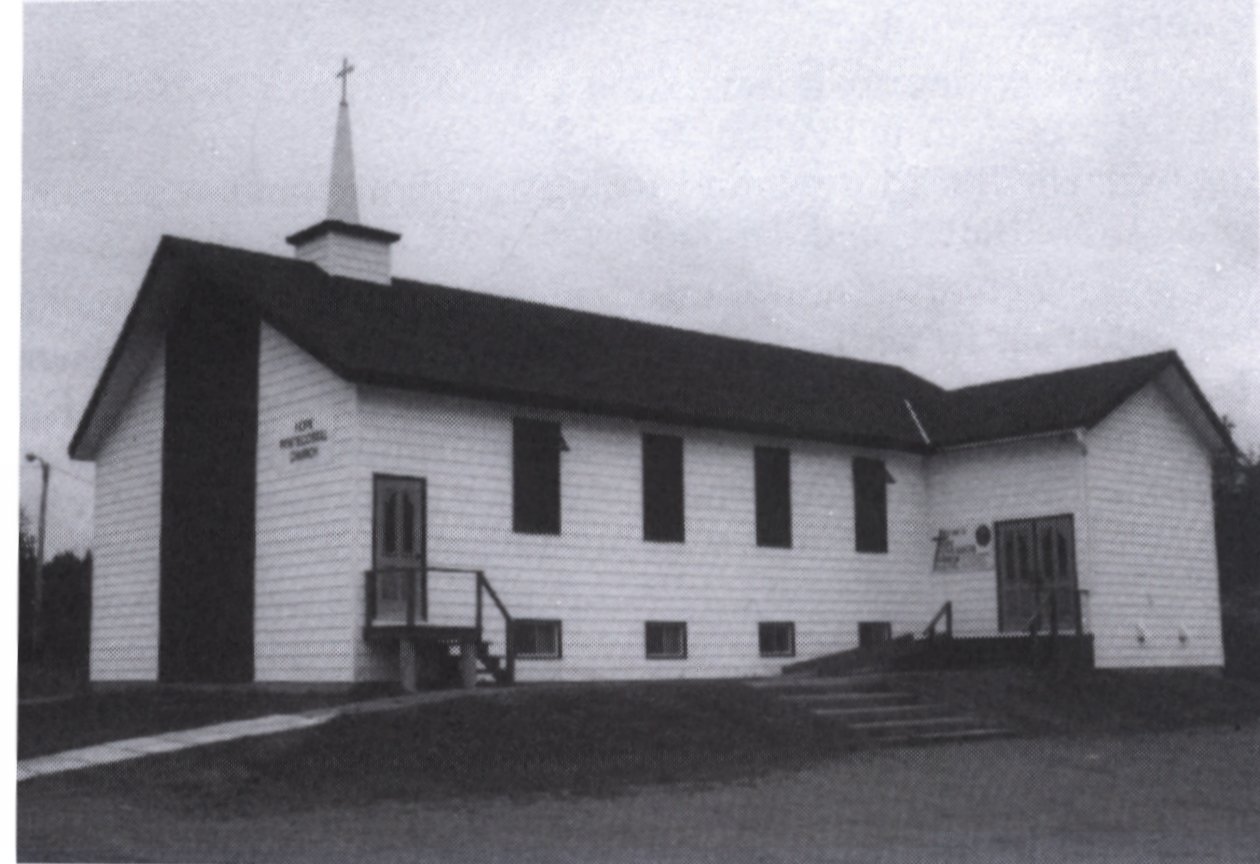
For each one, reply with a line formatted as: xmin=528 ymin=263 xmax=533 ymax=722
xmin=70 ymin=67 xmax=1235 ymax=687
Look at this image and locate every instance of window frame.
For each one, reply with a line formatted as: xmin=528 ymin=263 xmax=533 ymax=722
xmin=853 ymin=457 xmax=889 ymax=554
xmin=758 ymin=621 xmax=796 ymax=658
xmin=642 ymin=432 xmax=685 ymax=543
xmin=512 ymin=417 xmax=563 ymax=535
xmin=513 ymin=619 xmax=563 ymax=660
xmin=644 ymin=621 xmax=688 ymax=660
xmin=754 ymin=446 xmax=792 ymax=548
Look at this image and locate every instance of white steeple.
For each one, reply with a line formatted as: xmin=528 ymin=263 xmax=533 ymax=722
xmin=286 ymin=57 xmax=400 ymax=284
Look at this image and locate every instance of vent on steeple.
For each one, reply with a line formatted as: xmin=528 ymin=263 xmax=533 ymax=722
xmin=286 ymin=57 xmax=400 ymax=284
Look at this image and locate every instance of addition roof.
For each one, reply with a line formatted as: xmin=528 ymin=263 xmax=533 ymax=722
xmin=67 ymin=235 xmax=1237 ymax=460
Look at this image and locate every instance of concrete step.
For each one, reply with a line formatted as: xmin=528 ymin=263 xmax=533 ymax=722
xmin=813 ymin=703 xmax=953 ymax=722
xmin=747 ymin=673 xmax=892 ymax=693
xmin=848 ymin=715 xmax=988 ymax=737
xmin=782 ymin=691 xmax=916 ymax=706
xmin=870 ymin=727 xmax=1015 ymax=746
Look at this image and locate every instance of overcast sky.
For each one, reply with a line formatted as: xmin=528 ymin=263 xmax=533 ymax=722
xmin=21 ymin=0 xmax=1260 ymax=554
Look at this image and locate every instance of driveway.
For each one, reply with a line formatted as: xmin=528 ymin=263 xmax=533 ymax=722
xmin=19 ymin=724 xmax=1259 ymax=863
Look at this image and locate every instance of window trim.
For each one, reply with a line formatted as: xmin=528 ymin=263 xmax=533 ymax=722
xmin=642 ymin=432 xmax=685 ymax=543
xmin=512 ymin=417 xmax=563 ymax=535
xmin=644 ymin=621 xmax=688 ymax=660
xmin=754 ymin=446 xmax=792 ymax=548
xmin=758 ymin=621 xmax=796 ymax=658
xmin=513 ymin=618 xmax=563 ymax=660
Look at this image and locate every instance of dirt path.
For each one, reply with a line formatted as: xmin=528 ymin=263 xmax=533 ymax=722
xmin=19 ymin=724 xmax=1260 ymax=863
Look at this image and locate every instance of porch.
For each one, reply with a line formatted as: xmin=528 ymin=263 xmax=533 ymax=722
xmin=363 ymin=566 xmax=516 ymax=690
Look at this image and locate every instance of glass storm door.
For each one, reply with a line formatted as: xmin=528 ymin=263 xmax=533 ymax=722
xmin=373 ymin=476 xmax=427 ymax=624
xmin=996 ymin=515 xmax=1077 ymax=633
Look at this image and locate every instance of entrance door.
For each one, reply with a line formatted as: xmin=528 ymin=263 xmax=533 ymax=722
xmin=996 ymin=515 xmax=1077 ymax=633
xmin=372 ymin=476 xmax=427 ymax=624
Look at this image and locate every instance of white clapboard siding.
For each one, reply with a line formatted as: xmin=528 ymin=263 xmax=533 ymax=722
xmin=90 ymin=340 xmax=165 ymax=681
xmin=353 ymin=387 xmax=935 ymax=683
xmin=294 ymin=232 xmax=391 ymax=284
xmin=1085 ymin=383 xmax=1224 ymax=668
xmin=254 ymin=323 xmax=361 ymax=681
xmin=926 ymin=437 xmax=1086 ymax=635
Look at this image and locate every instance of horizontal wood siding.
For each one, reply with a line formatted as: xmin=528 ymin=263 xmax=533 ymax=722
xmin=1085 ymin=383 xmax=1224 ymax=668
xmin=355 ymin=387 xmax=934 ymax=682
xmin=90 ymin=340 xmax=164 ymax=681
xmin=294 ymin=233 xmax=391 ymax=284
xmin=254 ymin=323 xmax=360 ymax=681
xmin=927 ymin=438 xmax=1086 ymax=635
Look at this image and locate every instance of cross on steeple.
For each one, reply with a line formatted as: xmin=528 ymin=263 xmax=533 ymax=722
xmin=336 ymin=57 xmax=355 ymax=105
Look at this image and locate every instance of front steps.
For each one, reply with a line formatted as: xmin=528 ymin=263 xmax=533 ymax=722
xmin=750 ymin=672 xmax=1012 ymax=746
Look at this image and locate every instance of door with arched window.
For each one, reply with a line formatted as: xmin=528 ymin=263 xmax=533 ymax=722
xmin=996 ymin=515 xmax=1077 ymax=633
xmin=372 ymin=475 xmax=427 ymax=624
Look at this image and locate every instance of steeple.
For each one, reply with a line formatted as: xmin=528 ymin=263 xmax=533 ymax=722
xmin=327 ymin=58 xmax=359 ymax=222
xmin=286 ymin=57 xmax=400 ymax=284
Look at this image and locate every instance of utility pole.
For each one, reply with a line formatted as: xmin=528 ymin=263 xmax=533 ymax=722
xmin=25 ymin=453 xmax=49 ymax=661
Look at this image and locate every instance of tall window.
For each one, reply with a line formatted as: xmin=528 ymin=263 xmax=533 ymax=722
xmin=643 ymin=433 xmax=684 ymax=542
xmin=755 ymin=446 xmax=792 ymax=548
xmin=513 ymin=418 xmax=562 ymax=534
xmin=853 ymin=457 xmax=890 ymax=553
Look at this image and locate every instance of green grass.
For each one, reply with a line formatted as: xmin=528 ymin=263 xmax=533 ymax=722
xmin=897 ymin=667 xmax=1260 ymax=735
xmin=25 ymin=681 xmax=858 ymax=815
xmin=18 ymin=686 xmax=390 ymax=759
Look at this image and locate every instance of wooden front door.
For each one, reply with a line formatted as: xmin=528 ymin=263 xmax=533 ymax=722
xmin=996 ymin=515 xmax=1078 ymax=633
xmin=372 ymin=476 xmax=427 ymax=623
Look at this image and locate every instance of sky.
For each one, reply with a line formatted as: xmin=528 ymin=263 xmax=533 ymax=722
xmin=19 ymin=0 xmax=1260 ymax=555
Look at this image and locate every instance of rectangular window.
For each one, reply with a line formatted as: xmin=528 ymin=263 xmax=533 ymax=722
xmin=853 ymin=457 xmax=889 ymax=553
xmin=513 ymin=619 xmax=562 ymax=659
xmin=513 ymin=418 xmax=562 ymax=534
xmin=755 ymin=446 xmax=792 ymax=548
xmin=758 ymin=622 xmax=796 ymax=657
xmin=643 ymin=433 xmax=684 ymax=542
xmin=645 ymin=621 xmax=687 ymax=659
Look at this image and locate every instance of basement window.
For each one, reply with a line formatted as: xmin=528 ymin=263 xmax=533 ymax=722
xmin=758 ymin=622 xmax=796 ymax=658
xmin=645 ymin=621 xmax=688 ymax=660
xmin=513 ymin=620 xmax=562 ymax=660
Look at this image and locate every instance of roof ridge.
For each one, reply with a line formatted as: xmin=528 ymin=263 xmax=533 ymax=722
xmin=163 ymin=233 xmax=943 ymax=392
xmin=946 ymin=350 xmax=1177 ymax=394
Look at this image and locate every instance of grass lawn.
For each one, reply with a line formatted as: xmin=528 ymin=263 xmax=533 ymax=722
xmin=897 ymin=667 xmax=1260 ymax=735
xmin=18 ymin=686 xmax=392 ymax=759
xmin=20 ymin=681 xmax=858 ymax=815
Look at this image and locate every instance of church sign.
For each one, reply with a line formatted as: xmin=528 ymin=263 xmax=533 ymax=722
xmin=933 ymin=525 xmax=995 ymax=572
xmin=278 ymin=418 xmax=329 ymax=464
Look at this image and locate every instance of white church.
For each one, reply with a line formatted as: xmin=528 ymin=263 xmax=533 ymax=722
xmin=71 ymin=68 xmax=1235 ymax=688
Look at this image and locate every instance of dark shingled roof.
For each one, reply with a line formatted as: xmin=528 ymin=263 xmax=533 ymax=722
xmin=923 ymin=351 xmax=1186 ymax=447
xmin=69 ymin=235 xmax=1235 ymax=458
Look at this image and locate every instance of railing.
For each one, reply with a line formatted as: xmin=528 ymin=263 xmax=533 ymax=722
xmin=923 ymin=601 xmax=953 ymax=641
xmin=475 ymin=571 xmax=515 ymax=686
xmin=364 ymin=566 xmax=515 ymax=683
